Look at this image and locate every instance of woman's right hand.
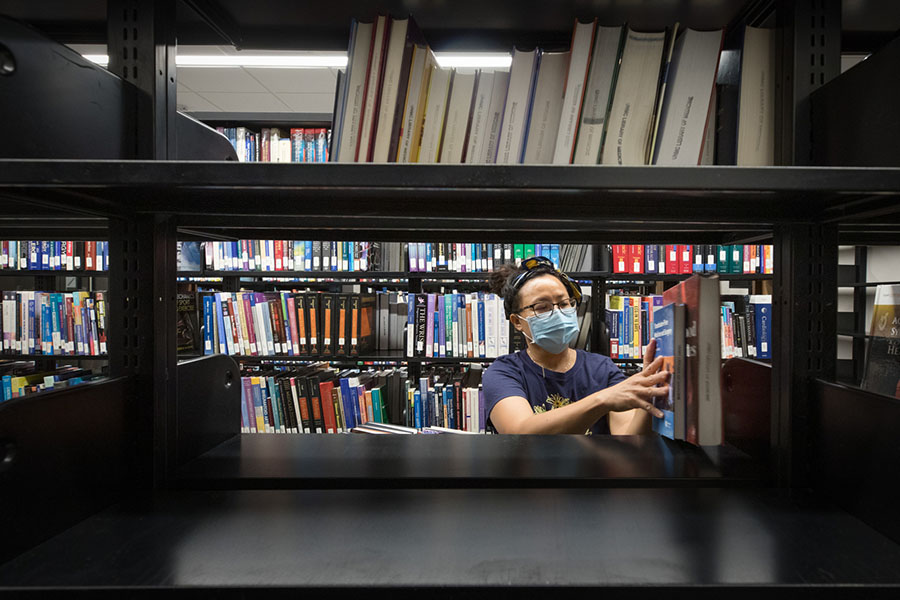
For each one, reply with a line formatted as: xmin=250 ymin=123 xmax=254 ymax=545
xmin=601 ymin=356 xmax=670 ymax=418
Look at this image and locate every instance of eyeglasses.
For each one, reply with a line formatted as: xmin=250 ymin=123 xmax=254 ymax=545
xmin=516 ymin=297 xmax=578 ymax=319
xmin=511 ymin=256 xmax=583 ymax=303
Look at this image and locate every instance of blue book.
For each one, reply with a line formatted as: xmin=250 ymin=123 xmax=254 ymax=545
xmin=704 ymin=244 xmax=717 ymax=272
xmin=53 ymin=241 xmax=61 ymax=270
xmin=224 ymin=241 xmax=233 ymax=271
xmin=203 ymin=295 xmax=214 ymax=355
xmin=438 ymin=294 xmax=446 ymax=358
xmin=42 ymin=304 xmax=52 ymax=354
xmin=425 ymin=243 xmax=432 ymax=272
xmin=751 ymin=295 xmax=772 ymax=359
xmin=27 ymin=299 xmax=36 ymax=354
xmin=413 ymin=389 xmax=422 ymax=428
xmin=443 ymin=386 xmax=454 ymax=429
xmin=477 ymin=297 xmax=486 ymax=357
xmin=2 ymin=375 xmax=12 ymax=401
xmin=645 ymin=244 xmax=659 ymax=274
xmin=550 ymin=244 xmax=560 ymax=269
xmin=39 ymin=240 xmax=50 ymax=270
xmin=339 ymin=377 xmax=357 ymax=429
xmin=304 ymin=241 xmax=313 ymax=271
xmin=347 ymin=382 xmax=361 ymax=427
xmin=266 ymin=377 xmax=283 ymax=433
xmin=418 ymin=377 xmax=429 ymax=426
xmin=214 ymin=294 xmax=227 ymax=354
xmin=330 ymin=241 xmax=338 ymax=271
xmin=651 ymin=303 xmax=679 ymax=440
xmin=473 ymin=243 xmax=481 ymax=272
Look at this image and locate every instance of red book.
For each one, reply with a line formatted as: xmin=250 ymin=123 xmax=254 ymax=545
xmin=85 ymin=241 xmax=96 ymax=271
xmin=319 ymin=379 xmax=338 ymax=434
xmin=274 ymin=240 xmax=284 ymax=271
xmin=65 ymin=241 xmax=74 ymax=271
xmin=662 ymin=274 xmax=723 ymax=446
xmin=613 ymin=245 xmax=628 ymax=273
xmin=665 ymin=245 xmax=678 ymax=274
xmin=630 ymin=244 xmax=644 ymax=274
xmin=679 ymin=244 xmax=693 ymax=274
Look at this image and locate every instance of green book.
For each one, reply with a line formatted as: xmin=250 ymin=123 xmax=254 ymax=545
xmin=513 ymin=244 xmax=525 ymax=264
xmin=717 ymin=245 xmax=730 ymax=273
xmin=729 ymin=244 xmax=743 ymax=274
xmin=524 ymin=243 xmax=536 ymax=260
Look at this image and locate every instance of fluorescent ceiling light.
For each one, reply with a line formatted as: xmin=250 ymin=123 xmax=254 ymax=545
xmin=82 ymin=52 xmax=512 ymax=70
xmin=434 ymin=53 xmax=512 ymax=69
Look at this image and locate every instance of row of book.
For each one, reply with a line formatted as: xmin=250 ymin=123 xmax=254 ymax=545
xmin=190 ymin=240 xmax=593 ymax=274
xmin=611 ymin=244 xmax=774 ymax=275
xmin=218 ymin=127 xmax=332 ymax=163
xmin=0 ymin=361 xmax=104 ymax=402
xmin=201 ymin=291 xmax=376 ymax=358
xmin=333 ymin=14 xmax=773 ymax=166
xmin=605 ymin=292 xmax=771 ymax=361
xmin=1 ymin=291 xmax=108 ymax=356
xmin=239 ymin=363 xmax=486 ymax=433
xmin=0 ymin=241 xmax=109 ymax=271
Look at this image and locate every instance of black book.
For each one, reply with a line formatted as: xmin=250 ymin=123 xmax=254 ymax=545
xmin=74 ymin=240 xmax=84 ymax=270
xmin=414 ymin=293 xmax=428 ymax=358
xmin=277 ymin=377 xmax=299 ymax=433
xmin=307 ymin=293 xmax=321 ymax=355
xmin=312 ymin=240 xmax=322 ymax=270
xmin=321 ymin=293 xmax=336 ymax=357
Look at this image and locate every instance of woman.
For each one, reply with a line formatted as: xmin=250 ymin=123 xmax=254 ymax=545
xmin=484 ymin=256 xmax=668 ymax=435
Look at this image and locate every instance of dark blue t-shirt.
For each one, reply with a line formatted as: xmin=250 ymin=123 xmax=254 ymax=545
xmin=483 ymin=350 xmax=626 ymax=435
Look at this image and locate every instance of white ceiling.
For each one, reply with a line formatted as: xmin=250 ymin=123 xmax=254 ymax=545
xmin=69 ymin=44 xmax=338 ymax=115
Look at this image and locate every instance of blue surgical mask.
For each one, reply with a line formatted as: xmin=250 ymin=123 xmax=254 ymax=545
xmin=520 ymin=307 xmax=580 ymax=354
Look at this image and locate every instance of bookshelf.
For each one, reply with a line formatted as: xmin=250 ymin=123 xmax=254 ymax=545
xmin=2 ymin=0 xmax=900 ymax=593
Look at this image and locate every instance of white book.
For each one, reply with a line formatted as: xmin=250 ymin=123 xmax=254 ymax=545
xmin=440 ymin=70 xmax=478 ymax=163
xmin=356 ymin=15 xmax=390 ymax=162
xmin=653 ymin=28 xmax=724 ymax=165
xmin=336 ymin=20 xmax=374 ymax=162
xmin=496 ymin=48 xmax=539 ymax=164
xmin=372 ymin=17 xmax=411 ymax=162
xmin=484 ymin=293 xmax=497 ymax=357
xmin=464 ymin=71 xmax=494 ymax=163
xmin=396 ymin=46 xmax=434 ymax=162
xmin=737 ymin=26 xmax=776 ymax=166
xmin=601 ymin=28 xmax=667 ymax=165
xmin=553 ymin=19 xmax=597 ymax=164
xmin=700 ymin=86 xmax=717 ymax=165
xmin=573 ymin=25 xmax=624 ymax=164
xmin=480 ymin=70 xmax=511 ymax=163
xmin=418 ymin=67 xmax=452 ymax=164
xmin=523 ymin=51 xmax=570 ymax=164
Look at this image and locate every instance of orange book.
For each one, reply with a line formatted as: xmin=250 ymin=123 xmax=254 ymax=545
xmin=295 ymin=294 xmax=308 ymax=355
xmin=337 ymin=294 xmax=348 ymax=356
xmin=319 ymin=379 xmax=338 ymax=433
xmin=364 ymin=389 xmax=374 ymax=422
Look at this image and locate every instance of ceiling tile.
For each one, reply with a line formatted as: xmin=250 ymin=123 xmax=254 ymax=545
xmin=276 ymin=93 xmax=337 ymax=113
xmin=199 ymin=92 xmax=293 ymax=112
xmin=177 ymin=68 xmax=267 ymax=93
xmin=176 ymin=92 xmax=222 ymax=112
xmin=244 ymin=68 xmax=337 ymax=93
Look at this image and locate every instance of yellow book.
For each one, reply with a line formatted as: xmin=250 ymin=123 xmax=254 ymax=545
xmin=251 ymin=376 xmax=265 ymax=432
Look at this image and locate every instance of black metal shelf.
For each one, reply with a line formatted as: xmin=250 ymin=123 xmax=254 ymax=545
xmin=0 ymin=354 xmax=108 ymax=361
xmin=2 ymin=162 xmax=899 ymax=232
xmin=0 ymin=270 xmax=107 ymax=277
xmin=178 ymin=352 xmax=496 ymax=364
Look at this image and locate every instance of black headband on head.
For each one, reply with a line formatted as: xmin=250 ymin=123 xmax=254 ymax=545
xmin=504 ymin=256 xmax=582 ymax=317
